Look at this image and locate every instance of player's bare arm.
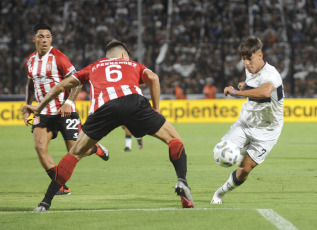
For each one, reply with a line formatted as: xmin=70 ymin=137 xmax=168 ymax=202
xmin=58 ymin=82 xmax=83 ymax=117
xmin=142 ymin=69 xmax=161 ymax=111
xmin=24 ymin=76 xmax=80 ymax=114
xmin=23 ymin=78 xmax=35 ymax=125
xmin=225 ymin=82 xmax=274 ymax=98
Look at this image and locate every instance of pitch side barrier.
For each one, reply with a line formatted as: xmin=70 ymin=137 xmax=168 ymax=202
xmin=0 ymin=99 xmax=317 ymax=125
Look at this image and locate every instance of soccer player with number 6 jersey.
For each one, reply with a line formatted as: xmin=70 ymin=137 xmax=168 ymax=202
xmin=25 ymin=40 xmax=194 ymax=211
xmin=22 ymin=24 xmax=109 ymax=196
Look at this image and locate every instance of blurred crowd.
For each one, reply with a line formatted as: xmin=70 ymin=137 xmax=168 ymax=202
xmin=1 ymin=0 xmax=317 ymax=98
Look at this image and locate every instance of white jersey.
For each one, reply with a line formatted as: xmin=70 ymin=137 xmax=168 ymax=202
xmin=240 ymin=62 xmax=284 ymax=129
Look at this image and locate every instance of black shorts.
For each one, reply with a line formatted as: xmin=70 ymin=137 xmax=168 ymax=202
xmin=82 ymin=94 xmax=166 ymax=141
xmin=32 ymin=112 xmax=81 ymax=140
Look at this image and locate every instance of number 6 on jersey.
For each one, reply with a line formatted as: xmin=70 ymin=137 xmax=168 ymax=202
xmin=106 ymin=65 xmax=122 ymax=82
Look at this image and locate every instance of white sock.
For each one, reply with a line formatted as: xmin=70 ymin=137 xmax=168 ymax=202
xmin=125 ymin=136 xmax=132 ymax=149
xmin=212 ymin=170 xmax=244 ymax=204
xmin=221 ymin=173 xmax=238 ymax=193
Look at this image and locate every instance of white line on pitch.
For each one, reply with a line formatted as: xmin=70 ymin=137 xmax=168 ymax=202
xmin=0 ymin=207 xmax=275 ymax=214
xmin=1 ymin=207 xmax=299 ymax=229
xmin=256 ymin=209 xmax=298 ymax=230
xmin=0 ymin=207 xmax=233 ymax=214
xmin=0 ymin=206 xmax=300 ymax=229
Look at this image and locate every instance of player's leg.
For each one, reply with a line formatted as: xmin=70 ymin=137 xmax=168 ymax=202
xmin=122 ymin=125 xmax=132 ymax=152
xmin=34 ymin=130 xmax=97 ymax=212
xmin=33 ymin=127 xmax=68 ymax=195
xmin=33 ymin=127 xmax=55 ymax=170
xmin=34 ymin=103 xmax=119 ymax=212
xmin=123 ymin=95 xmax=193 ymax=208
xmin=33 ymin=115 xmax=73 ymax=196
xmin=152 ymin=120 xmax=194 ymax=208
xmin=152 ymin=120 xmax=185 ymax=178
xmin=211 ymin=155 xmax=257 ymax=204
xmin=65 ymin=139 xmax=109 ymax=161
xmin=136 ymin=137 xmax=143 ymax=149
xmin=60 ymin=112 xmax=109 ymax=161
xmin=211 ymin=121 xmax=249 ymax=204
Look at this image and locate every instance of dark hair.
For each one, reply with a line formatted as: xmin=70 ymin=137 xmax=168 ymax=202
xmin=238 ymin=36 xmax=263 ymax=59
xmin=32 ymin=24 xmax=52 ymax=35
xmin=105 ymin=40 xmax=130 ymax=56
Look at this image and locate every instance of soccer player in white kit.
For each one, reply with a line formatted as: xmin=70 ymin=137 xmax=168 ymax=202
xmin=211 ymin=36 xmax=284 ymax=204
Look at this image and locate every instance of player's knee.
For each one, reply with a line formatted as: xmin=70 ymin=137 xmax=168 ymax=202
xmin=158 ymin=121 xmax=181 ymax=143
xmin=34 ymin=143 xmax=48 ymax=155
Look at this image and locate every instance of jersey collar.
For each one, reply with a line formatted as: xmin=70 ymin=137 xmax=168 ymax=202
xmin=36 ymin=46 xmax=53 ymax=60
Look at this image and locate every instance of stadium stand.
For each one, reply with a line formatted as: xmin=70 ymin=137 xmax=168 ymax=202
xmin=0 ymin=0 xmax=316 ymax=98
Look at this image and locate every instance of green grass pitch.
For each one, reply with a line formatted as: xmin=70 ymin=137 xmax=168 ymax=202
xmin=0 ymin=123 xmax=316 ymax=229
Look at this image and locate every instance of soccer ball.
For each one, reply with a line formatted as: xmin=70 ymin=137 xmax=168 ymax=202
xmin=213 ymin=140 xmax=240 ymax=167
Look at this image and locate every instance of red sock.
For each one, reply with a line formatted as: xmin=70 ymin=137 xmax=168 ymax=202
xmin=55 ymin=153 xmax=78 ymax=185
xmin=168 ymin=139 xmax=184 ymax=161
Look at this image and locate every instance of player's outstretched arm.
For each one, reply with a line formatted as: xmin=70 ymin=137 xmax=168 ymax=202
xmin=142 ymin=69 xmax=161 ymax=111
xmin=24 ymin=76 xmax=80 ymax=114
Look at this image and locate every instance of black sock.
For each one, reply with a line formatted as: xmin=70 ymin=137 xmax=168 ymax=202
xmin=171 ymin=152 xmax=187 ymax=180
xmin=232 ymin=170 xmax=245 ymax=186
xmin=46 ymin=167 xmax=56 ymax=180
xmin=41 ymin=180 xmax=62 ymax=206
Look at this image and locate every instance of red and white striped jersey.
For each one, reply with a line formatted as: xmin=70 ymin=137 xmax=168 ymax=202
xmin=73 ymin=57 xmax=147 ymax=113
xmin=26 ymin=46 xmax=76 ymax=115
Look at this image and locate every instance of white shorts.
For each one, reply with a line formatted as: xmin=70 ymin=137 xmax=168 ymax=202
xmin=222 ymin=118 xmax=283 ymax=164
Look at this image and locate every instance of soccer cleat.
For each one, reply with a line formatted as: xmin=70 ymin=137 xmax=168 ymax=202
xmin=123 ymin=147 xmax=131 ymax=152
xmin=175 ymin=180 xmax=194 ymax=208
xmin=211 ymin=187 xmax=226 ymax=204
xmin=55 ymin=186 xmax=71 ymax=195
xmin=94 ymin=143 xmax=109 ymax=161
xmin=137 ymin=138 xmax=143 ymax=149
xmin=33 ymin=202 xmax=50 ymax=212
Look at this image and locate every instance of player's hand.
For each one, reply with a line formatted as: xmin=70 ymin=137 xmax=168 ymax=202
xmin=58 ymin=104 xmax=72 ymax=117
xmin=22 ymin=105 xmax=36 ymax=125
xmin=238 ymin=81 xmax=245 ymax=91
xmin=224 ymin=86 xmax=235 ymax=96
